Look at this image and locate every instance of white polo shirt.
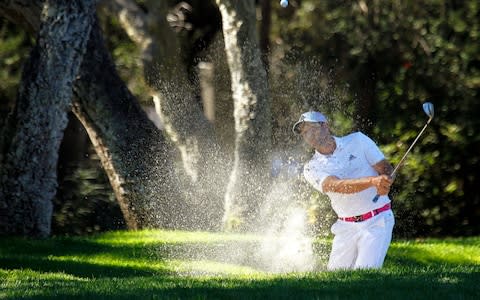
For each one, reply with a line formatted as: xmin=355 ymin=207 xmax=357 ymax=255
xmin=304 ymin=132 xmax=391 ymax=217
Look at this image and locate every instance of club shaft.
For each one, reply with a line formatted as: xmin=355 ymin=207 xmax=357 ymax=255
xmin=391 ymin=117 xmax=432 ymax=178
xmin=372 ymin=116 xmax=432 ymax=203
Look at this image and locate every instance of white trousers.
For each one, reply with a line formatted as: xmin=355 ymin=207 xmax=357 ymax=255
xmin=327 ymin=209 xmax=395 ymax=270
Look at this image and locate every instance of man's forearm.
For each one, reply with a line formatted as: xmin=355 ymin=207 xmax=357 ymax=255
xmin=322 ymin=176 xmax=376 ymax=194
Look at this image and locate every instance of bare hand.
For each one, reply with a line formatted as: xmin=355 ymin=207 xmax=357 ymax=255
xmin=371 ymin=175 xmax=393 ymax=195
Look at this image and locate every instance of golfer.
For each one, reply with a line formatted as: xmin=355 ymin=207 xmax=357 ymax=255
xmin=293 ymin=111 xmax=395 ymax=270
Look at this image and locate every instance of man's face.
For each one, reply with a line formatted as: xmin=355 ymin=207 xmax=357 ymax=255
xmin=299 ymin=122 xmax=330 ymax=148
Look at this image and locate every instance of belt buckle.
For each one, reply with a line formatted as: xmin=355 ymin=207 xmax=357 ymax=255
xmin=354 ymin=215 xmax=363 ymax=222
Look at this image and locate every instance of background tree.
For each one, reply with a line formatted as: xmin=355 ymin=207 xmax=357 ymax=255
xmin=0 ymin=0 xmax=95 ymax=237
xmin=99 ymin=0 xmax=227 ymax=230
xmin=216 ymin=0 xmax=272 ymax=230
xmin=103 ymin=0 xmax=275 ymax=231
xmin=0 ymin=0 xmax=178 ymax=232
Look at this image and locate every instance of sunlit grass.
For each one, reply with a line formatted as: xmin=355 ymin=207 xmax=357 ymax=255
xmin=390 ymin=238 xmax=480 ymax=265
xmin=92 ymin=229 xmax=260 ymax=245
xmin=0 ymin=230 xmax=479 ymax=299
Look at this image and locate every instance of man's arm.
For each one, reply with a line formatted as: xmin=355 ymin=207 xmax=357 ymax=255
xmin=322 ymin=175 xmax=392 ymax=195
xmin=322 ymin=159 xmax=394 ymax=195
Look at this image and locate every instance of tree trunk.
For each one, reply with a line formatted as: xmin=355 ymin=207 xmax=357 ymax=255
xmin=101 ymin=0 xmax=228 ymax=229
xmin=70 ymin=16 xmax=177 ymax=229
xmin=216 ymin=0 xmax=272 ymax=231
xmin=0 ymin=0 xmax=95 ymax=237
xmin=0 ymin=0 xmax=178 ymax=230
xmin=101 ymin=0 xmax=218 ymax=182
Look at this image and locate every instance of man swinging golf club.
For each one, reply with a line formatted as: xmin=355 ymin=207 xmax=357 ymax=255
xmin=294 ymin=103 xmax=434 ymax=270
xmin=293 ymin=111 xmax=395 ymax=270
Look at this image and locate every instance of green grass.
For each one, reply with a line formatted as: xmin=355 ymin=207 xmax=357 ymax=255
xmin=0 ymin=230 xmax=479 ymax=299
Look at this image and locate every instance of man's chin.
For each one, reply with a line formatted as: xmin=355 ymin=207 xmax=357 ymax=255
xmin=314 ymin=138 xmax=327 ymax=146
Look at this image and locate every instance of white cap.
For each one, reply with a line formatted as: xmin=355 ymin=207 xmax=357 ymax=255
xmin=292 ymin=111 xmax=327 ymax=134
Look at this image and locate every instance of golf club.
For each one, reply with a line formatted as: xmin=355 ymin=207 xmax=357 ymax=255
xmin=372 ymin=102 xmax=434 ymax=203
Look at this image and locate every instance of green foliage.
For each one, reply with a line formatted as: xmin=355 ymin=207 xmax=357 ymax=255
xmin=0 ymin=230 xmax=478 ymax=299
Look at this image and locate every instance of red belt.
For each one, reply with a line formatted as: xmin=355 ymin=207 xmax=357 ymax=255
xmin=339 ymin=203 xmax=391 ymax=222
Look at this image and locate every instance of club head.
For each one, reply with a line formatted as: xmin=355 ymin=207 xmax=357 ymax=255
xmin=423 ymin=102 xmax=434 ymax=119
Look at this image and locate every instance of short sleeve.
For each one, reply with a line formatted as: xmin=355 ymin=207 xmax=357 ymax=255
xmin=358 ymin=132 xmax=385 ymax=166
xmin=304 ymin=161 xmax=330 ymax=194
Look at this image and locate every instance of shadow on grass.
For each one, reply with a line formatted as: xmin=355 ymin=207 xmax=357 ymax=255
xmin=0 ymin=236 xmax=265 ymax=278
xmin=0 ymin=256 xmax=160 ymax=278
